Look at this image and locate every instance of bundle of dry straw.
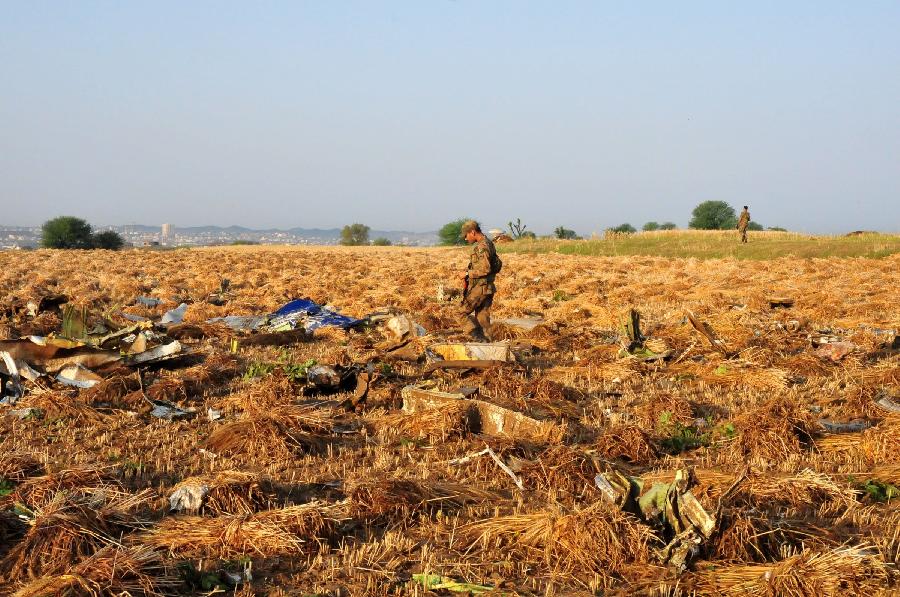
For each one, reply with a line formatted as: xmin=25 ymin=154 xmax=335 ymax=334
xmin=139 ymin=501 xmax=343 ymax=559
xmin=10 ymin=545 xmax=177 ymax=597
xmin=1 ymin=489 xmax=154 ymax=581
xmin=457 ymin=503 xmax=656 ymax=583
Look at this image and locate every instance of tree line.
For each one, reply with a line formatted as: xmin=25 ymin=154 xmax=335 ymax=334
xmin=39 ymin=200 xmax=779 ymax=251
xmin=41 ymin=216 xmax=125 ymax=250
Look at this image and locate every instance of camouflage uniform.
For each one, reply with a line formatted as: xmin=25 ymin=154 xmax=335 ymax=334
xmin=737 ymin=208 xmax=750 ymax=243
xmin=460 ymin=236 xmax=499 ymax=340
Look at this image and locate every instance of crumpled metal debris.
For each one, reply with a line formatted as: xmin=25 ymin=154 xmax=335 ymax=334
xmin=56 ymin=364 xmax=103 ymax=388
xmin=0 ymin=338 xmax=122 ymax=373
xmin=208 ymin=315 xmax=267 ymax=332
xmin=267 ymin=298 xmax=360 ymax=333
xmin=385 ymin=315 xmax=426 ymax=341
xmin=307 ymin=365 xmax=340 ymax=388
xmin=8 ymin=407 xmax=42 ymax=420
xmin=146 ymin=397 xmax=195 ymax=420
xmin=209 ymin=298 xmax=361 ymax=334
xmin=617 ymin=308 xmax=672 ymax=361
xmin=169 ymin=482 xmax=209 ymax=512
xmin=815 ymin=341 xmax=856 ymax=362
xmin=426 ymin=342 xmax=514 ymax=363
xmin=0 ymin=351 xmax=24 ymax=403
xmin=128 ymin=341 xmax=183 ymax=365
xmin=401 ymin=385 xmax=564 ymax=443
xmin=818 ymin=419 xmax=871 ymax=433
xmin=136 ymin=296 xmax=162 ymax=307
xmin=160 ymin=303 xmax=188 ymax=326
xmin=874 ymin=392 xmax=900 ymax=414
xmin=595 ymin=467 xmax=718 ymax=573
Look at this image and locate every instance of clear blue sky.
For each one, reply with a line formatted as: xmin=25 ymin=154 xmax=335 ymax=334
xmin=2 ymin=1 xmax=898 ymax=234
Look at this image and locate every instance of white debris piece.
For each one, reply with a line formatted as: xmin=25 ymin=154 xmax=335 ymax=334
xmin=160 ymin=303 xmax=188 ymax=325
xmin=169 ymin=482 xmax=209 ymax=512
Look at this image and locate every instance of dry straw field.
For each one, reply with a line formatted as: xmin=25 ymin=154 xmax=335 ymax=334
xmin=0 ymin=240 xmax=898 ymax=595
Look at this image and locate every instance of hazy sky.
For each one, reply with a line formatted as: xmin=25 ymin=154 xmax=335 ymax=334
xmin=2 ymin=2 xmax=898 ymax=234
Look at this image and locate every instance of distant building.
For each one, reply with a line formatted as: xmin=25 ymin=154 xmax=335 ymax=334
xmin=161 ymin=223 xmax=173 ymax=245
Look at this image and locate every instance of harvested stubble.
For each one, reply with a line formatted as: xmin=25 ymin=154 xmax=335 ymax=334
xmin=171 ymin=470 xmax=272 ymax=515
xmin=11 ymin=545 xmax=177 ymax=597
xmin=633 ymin=392 xmax=695 ymax=429
xmin=16 ymin=391 xmax=109 ymax=425
xmin=348 ymin=477 xmax=501 ymax=520
xmin=369 ymin=401 xmax=472 ymax=442
xmin=9 ymin=466 xmax=119 ymax=509
xmin=457 ymin=503 xmax=656 ymax=586
xmin=690 ymin=546 xmax=893 ymax=596
xmin=81 ymin=372 xmax=142 ymax=407
xmin=816 ymin=414 xmax=900 ymax=466
xmin=594 ymin=424 xmax=659 ymax=463
xmin=0 ymin=453 xmax=43 ymax=483
xmin=720 ymin=396 xmax=818 ymax=467
xmin=514 ymin=444 xmax=606 ymax=501
xmin=1 ymin=247 xmax=899 ymax=594
xmin=1 ymin=489 xmax=154 ymax=581
xmin=716 ymin=469 xmax=860 ymax=514
xmin=147 ymin=352 xmax=240 ymax=402
xmin=139 ymin=502 xmax=342 ymax=558
xmin=206 ymin=404 xmax=336 ymax=459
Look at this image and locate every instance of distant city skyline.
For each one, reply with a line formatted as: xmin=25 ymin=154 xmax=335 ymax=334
xmin=2 ymin=2 xmax=898 ymax=234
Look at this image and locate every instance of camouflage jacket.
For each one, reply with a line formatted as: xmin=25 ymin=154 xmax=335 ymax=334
xmin=737 ymin=210 xmax=750 ymax=229
xmin=467 ymin=237 xmax=499 ymax=289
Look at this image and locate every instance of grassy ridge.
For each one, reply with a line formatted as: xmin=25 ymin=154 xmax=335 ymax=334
xmin=497 ymin=230 xmax=900 ymax=260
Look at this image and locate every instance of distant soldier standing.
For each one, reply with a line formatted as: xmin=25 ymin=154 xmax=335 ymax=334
xmin=737 ymin=205 xmax=750 ymax=243
xmin=458 ymin=220 xmax=502 ymax=341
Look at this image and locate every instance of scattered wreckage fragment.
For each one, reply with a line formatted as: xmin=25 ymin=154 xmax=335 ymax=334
xmin=686 ymin=310 xmax=729 ymax=356
xmin=873 ymin=391 xmax=900 ymax=414
xmin=401 ymin=385 xmax=564 ymax=444
xmin=426 ymin=342 xmax=515 ymax=363
xmin=618 ymin=308 xmax=672 ymax=361
xmin=595 ymin=466 xmax=732 ymax=573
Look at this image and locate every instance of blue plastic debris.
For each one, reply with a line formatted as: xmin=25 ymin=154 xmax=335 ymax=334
xmin=268 ymin=298 xmax=361 ymax=332
xmin=208 ymin=298 xmax=361 ymax=333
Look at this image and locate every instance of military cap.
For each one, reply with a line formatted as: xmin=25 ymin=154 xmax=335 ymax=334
xmin=460 ymin=220 xmax=481 ymax=238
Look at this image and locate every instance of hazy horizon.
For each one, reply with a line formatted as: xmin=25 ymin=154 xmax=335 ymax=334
xmin=2 ymin=2 xmax=898 ymax=235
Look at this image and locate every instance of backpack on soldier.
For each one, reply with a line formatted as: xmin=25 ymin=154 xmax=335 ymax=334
xmin=490 ymin=251 xmax=503 ymax=275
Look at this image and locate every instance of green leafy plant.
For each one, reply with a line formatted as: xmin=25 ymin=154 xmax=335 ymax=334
xmin=855 ymin=478 xmax=899 ymax=503
xmin=244 ymin=361 xmax=276 ymax=379
xmin=245 ymin=359 xmax=317 ymax=382
xmin=0 ymin=478 xmax=15 ymax=496
xmin=283 ymin=359 xmax=318 ymax=382
xmin=438 ymin=218 xmax=471 ymax=246
xmin=655 ymin=412 xmax=735 ymax=454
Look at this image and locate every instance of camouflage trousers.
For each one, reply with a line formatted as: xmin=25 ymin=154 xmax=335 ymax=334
xmin=459 ymin=283 xmax=494 ymax=340
xmin=739 ymin=227 xmax=748 ymax=243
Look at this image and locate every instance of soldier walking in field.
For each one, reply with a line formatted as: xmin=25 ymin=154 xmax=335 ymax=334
xmin=737 ymin=205 xmax=751 ymax=243
xmin=458 ymin=220 xmax=502 ymax=341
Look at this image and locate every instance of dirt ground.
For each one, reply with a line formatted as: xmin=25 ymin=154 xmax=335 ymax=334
xmin=1 ymin=246 xmax=898 ymax=595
